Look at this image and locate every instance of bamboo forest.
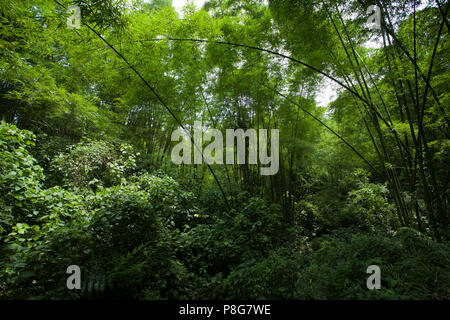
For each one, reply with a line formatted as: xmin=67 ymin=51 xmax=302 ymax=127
xmin=0 ymin=0 xmax=449 ymax=300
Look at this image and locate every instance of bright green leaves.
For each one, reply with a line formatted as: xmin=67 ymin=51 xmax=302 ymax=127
xmin=69 ymin=0 xmax=129 ymax=32
xmin=50 ymin=140 xmax=137 ymax=189
xmin=0 ymin=122 xmax=44 ymax=234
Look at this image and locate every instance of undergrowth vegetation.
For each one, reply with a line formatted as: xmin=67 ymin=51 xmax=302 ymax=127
xmin=1 ymin=122 xmax=448 ymax=299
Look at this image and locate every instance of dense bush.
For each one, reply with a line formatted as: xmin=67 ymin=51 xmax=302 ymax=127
xmin=218 ymin=248 xmax=302 ymax=299
xmin=0 ymin=122 xmax=44 ymax=239
xmin=1 ymin=123 xmax=449 ymax=300
xmin=0 ymin=123 xmax=192 ymax=299
xmin=50 ymin=140 xmax=137 ymax=189
xmin=294 ymin=228 xmax=450 ymax=299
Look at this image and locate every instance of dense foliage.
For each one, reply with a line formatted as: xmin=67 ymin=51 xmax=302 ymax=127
xmin=0 ymin=0 xmax=449 ymax=299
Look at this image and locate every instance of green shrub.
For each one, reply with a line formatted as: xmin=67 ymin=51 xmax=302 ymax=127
xmin=177 ymin=195 xmax=287 ymax=286
xmin=88 ymin=184 xmax=160 ymax=253
xmin=1 ymin=187 xmax=89 ymax=299
xmin=0 ymin=122 xmax=44 ymax=238
xmin=219 ymin=248 xmax=302 ymax=299
xmin=294 ymin=228 xmax=450 ymax=299
xmin=50 ymin=140 xmax=137 ymax=189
